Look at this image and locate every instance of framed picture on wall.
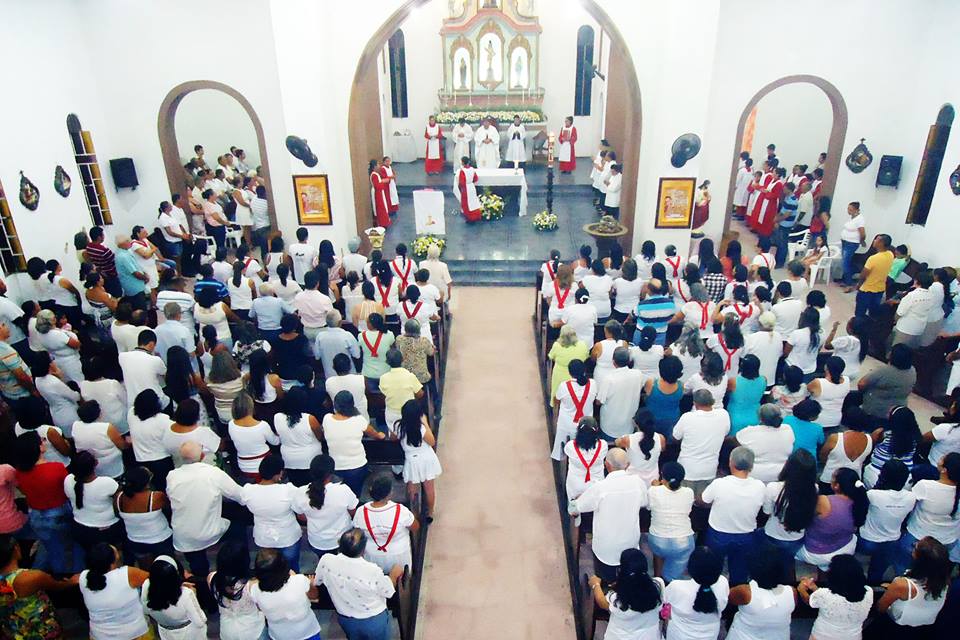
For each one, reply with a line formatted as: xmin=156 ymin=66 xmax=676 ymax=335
xmin=292 ymin=174 xmax=332 ymax=225
xmin=654 ymin=177 xmax=696 ymax=229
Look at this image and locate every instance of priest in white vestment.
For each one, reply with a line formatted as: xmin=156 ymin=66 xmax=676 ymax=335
xmin=732 ymin=158 xmax=754 ymax=218
xmin=505 ymin=116 xmax=526 ymax=168
xmin=452 ymin=118 xmax=473 ymax=170
xmin=475 ymin=118 xmax=501 ymax=169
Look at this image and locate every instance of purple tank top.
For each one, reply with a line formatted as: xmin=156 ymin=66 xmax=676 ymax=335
xmin=804 ymin=495 xmax=855 ymax=554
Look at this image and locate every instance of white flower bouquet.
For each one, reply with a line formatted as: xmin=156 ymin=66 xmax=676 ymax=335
xmin=412 ymin=234 xmax=445 ymax=258
xmin=435 ymin=108 xmax=545 ymax=125
xmin=480 ymin=189 xmax=505 ymax=221
xmin=532 ymin=210 xmax=558 ymax=231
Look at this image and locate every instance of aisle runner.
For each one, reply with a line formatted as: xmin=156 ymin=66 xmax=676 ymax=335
xmin=417 ymin=288 xmax=576 ymax=640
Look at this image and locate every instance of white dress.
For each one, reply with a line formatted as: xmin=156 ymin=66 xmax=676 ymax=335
xmin=726 ymin=582 xmax=795 ymax=640
xmin=142 ymin=582 xmax=208 ymax=639
xmin=400 ymin=425 xmax=443 ymax=483
xmin=505 ymin=123 xmax=526 ymax=164
xmin=211 ymin=577 xmax=266 ymax=640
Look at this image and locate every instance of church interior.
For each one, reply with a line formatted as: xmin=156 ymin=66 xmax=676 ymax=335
xmin=1 ymin=0 xmax=960 ymax=638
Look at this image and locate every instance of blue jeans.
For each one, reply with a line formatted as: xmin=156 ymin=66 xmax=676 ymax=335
xmin=338 ymin=466 xmax=369 ymax=499
xmin=705 ymin=527 xmax=758 ymax=586
xmin=277 ymin=538 xmax=303 ymax=572
xmin=857 ymin=537 xmax=898 ymax=585
xmin=841 ymin=240 xmax=858 ymax=286
xmin=764 ymin=534 xmax=803 ymax=579
xmin=647 ymin=533 xmax=695 ymax=582
xmin=855 ymin=290 xmax=883 ymax=318
xmin=207 ymin=224 xmax=226 ymax=249
xmin=29 ymin=504 xmax=84 ymax=573
xmin=338 ymin=609 xmax=391 ymax=640
xmin=772 ymin=225 xmax=793 ymax=268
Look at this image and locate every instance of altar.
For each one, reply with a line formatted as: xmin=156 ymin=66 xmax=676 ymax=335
xmin=472 ymin=167 xmax=529 ymax=216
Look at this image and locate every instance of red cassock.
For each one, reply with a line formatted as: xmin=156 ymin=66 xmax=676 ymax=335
xmin=424 ymin=124 xmax=445 ymax=174
xmin=754 ymin=179 xmax=785 ymax=237
xmin=747 ymin=172 xmax=773 ymax=231
xmin=558 ymin=126 xmax=578 ymax=172
xmin=458 ymin=167 xmax=482 ymax=222
xmin=378 ymin=166 xmax=399 ymax=213
xmin=370 ymin=171 xmax=392 ymax=228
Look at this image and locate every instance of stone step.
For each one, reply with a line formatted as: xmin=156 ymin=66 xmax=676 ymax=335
xmin=444 ymin=259 xmax=540 ymax=286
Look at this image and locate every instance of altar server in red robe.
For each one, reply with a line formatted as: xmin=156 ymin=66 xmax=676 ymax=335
xmin=379 ymin=156 xmax=400 ymax=214
xmin=754 ymin=167 xmax=787 ymax=238
xmin=424 ymin=115 xmax=445 ymax=175
xmin=369 ymin=159 xmax=391 ymax=228
xmin=456 ymin=157 xmax=482 ymax=223
xmin=558 ymin=116 xmax=578 ymax=173
xmin=747 ymin=159 xmax=776 ymax=231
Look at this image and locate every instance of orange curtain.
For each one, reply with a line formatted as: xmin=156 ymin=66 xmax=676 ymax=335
xmin=741 ymin=106 xmax=758 ymax=154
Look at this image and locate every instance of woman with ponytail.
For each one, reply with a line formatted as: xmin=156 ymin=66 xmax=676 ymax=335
xmin=227 ymin=259 xmax=257 ymax=321
xmin=44 ymin=259 xmax=83 ymax=329
xmin=587 ymin=548 xmax=663 ymax=640
xmin=64 ymin=451 xmax=124 ymax=554
xmin=292 ymin=454 xmax=358 ymax=560
xmin=762 ymin=449 xmax=818 ymax=581
xmin=868 ymin=537 xmax=950 ymax=639
xmin=141 ymin=554 xmax=208 ymax=637
xmin=616 ymin=408 xmax=664 ymax=486
xmin=539 ymin=249 xmax=563 ymax=288
xmin=398 ymin=399 xmax=442 ymax=520
xmin=552 ymin=359 xmax=597 ymax=460
xmin=706 ymin=315 xmax=745 ymax=374
xmin=117 ymin=466 xmax=174 ymax=562
xmin=662 ymin=546 xmax=729 ymax=640
xmin=612 ymin=258 xmax=643 ymax=324
xmin=646 ymin=462 xmax=695 ymax=581
xmin=630 ymin=325 xmax=665 ymax=379
xmin=269 ymin=262 xmax=302 ymax=305
xmin=797 ymin=467 xmax=868 ymax=571
xmin=897 ymin=451 xmax=960 ymax=575
xmin=79 ymin=543 xmax=150 ymax=639
xmin=563 ymin=417 xmax=607 ymax=500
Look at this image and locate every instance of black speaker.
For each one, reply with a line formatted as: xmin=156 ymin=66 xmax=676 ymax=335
xmin=110 ymin=157 xmax=139 ymax=189
xmin=876 ymin=155 xmax=903 ymax=188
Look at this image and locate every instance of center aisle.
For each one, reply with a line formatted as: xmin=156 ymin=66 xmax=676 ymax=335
xmin=417 ymin=288 xmax=576 ymax=640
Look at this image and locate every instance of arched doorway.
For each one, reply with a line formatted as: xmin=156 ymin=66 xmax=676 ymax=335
xmin=157 ymin=80 xmax=277 ymax=226
xmin=347 ymin=0 xmax=643 ymax=249
xmin=723 ymin=75 xmax=848 ymax=235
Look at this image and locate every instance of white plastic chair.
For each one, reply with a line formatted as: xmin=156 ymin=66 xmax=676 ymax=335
xmin=225 ymin=225 xmax=243 ymax=248
xmin=810 ymin=244 xmax=840 ymax=286
xmin=787 ymin=229 xmax=810 ymax=261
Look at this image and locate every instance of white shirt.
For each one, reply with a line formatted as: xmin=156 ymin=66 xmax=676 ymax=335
xmin=229 ymin=421 xmax=280 ymax=473
xmin=841 ymin=214 xmax=865 ymax=243
xmin=772 ymin=297 xmax=803 ymax=334
xmin=119 ymin=348 xmax=168 ymax=409
xmin=809 ymin=586 xmax=874 ymax=640
xmin=241 ymin=482 xmax=303 ymax=548
xmin=314 ymin=553 xmax=395 ymax=620
xmin=648 ymin=485 xmax=694 ymax=538
xmin=860 ymin=489 xmax=917 ymax=542
xmin=701 ymin=474 xmax=765 ymax=533
xmin=287 ymin=242 xmax=318 ymax=284
xmin=682 ymin=373 xmax=728 ymax=408
xmin=353 ymin=501 xmax=415 ymax=570
xmin=574 ymin=470 xmax=648 ymax=565
xmin=896 ymin=287 xmax=935 ymax=335
xmin=580 ymin=273 xmax=614 ymax=318
xmin=293 ymin=482 xmax=358 ymax=551
xmin=79 ymin=379 xmax=128 ymax=432
xmin=829 ymin=335 xmax=861 ymax=380
xmin=212 ymin=260 xmax=233 ymax=284
xmin=274 ymin=414 xmax=323 ymax=469
xmin=342 ymin=253 xmax=367 ymax=278
xmin=786 ymin=328 xmax=820 ymax=374
xmin=127 ymin=409 xmax=171 ymax=462
xmin=613 ymin=277 xmax=645 ymax=314
xmin=80 ymin=566 xmax=150 ymax=640
xmin=64 ymin=474 xmax=120 ymax=528
xmin=166 ymin=462 xmax=244 ymax=552
xmin=736 ymin=425 xmax=795 ymax=483
xmin=0 ymin=296 xmax=25 ymax=343
xmin=906 ymin=479 xmax=960 ymax=544
xmin=673 ymin=409 xmax=730 ymax=480
xmin=561 ymin=303 xmax=598 ymax=346
xmin=779 ymin=277 xmax=809 ymax=300
xmin=597 ymin=367 xmax=645 ymax=438
xmin=928 ymin=423 xmax=960 ymax=466
xmin=605 ymin=583 xmax=664 ymax=640
xmin=630 ymin=345 xmax=665 ymax=380
xmin=158 ymin=211 xmax=185 ymax=243
xmin=604 ymin=172 xmax=623 ymax=207
xmin=250 ymin=574 xmax=322 ymax=640
xmin=326 ymin=375 xmax=369 ymax=420
xmin=664 ymin=577 xmax=730 ymax=640
xmin=73 ymin=421 xmax=123 ymax=479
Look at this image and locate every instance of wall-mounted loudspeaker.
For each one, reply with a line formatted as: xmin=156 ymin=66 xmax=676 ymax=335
xmin=876 ymin=155 xmax=903 ymax=188
xmin=110 ymin=157 xmax=139 ymax=190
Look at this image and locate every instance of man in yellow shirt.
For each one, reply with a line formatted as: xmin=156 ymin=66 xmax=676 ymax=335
xmin=856 ymin=233 xmax=894 ymax=317
xmin=378 ymin=347 xmax=424 ymax=431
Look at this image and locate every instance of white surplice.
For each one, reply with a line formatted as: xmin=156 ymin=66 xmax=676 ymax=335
xmin=505 ymin=123 xmax=526 ymax=164
xmin=452 ymin=123 xmax=474 ymax=168
xmin=475 ymin=124 xmax=501 ymax=169
xmin=382 ymin=165 xmax=399 ymax=208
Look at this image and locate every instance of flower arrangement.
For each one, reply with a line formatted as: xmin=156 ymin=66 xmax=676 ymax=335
xmin=412 ymin=234 xmax=446 ymax=258
xmin=435 ymin=108 xmax=545 ymax=125
xmin=480 ymin=189 xmax=504 ymax=221
xmin=532 ymin=210 xmax=558 ymax=231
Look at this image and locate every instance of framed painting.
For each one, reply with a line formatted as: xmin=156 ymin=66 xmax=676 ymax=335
xmin=654 ymin=177 xmax=696 ymax=229
xmin=293 ymin=174 xmax=332 ymax=225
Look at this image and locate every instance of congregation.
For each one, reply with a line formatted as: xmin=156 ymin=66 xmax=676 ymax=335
xmin=539 ymin=146 xmax=960 ymax=640
xmin=0 ymin=150 xmax=455 ymax=640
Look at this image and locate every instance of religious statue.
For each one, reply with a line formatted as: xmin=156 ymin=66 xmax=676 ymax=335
xmin=482 ymin=0 xmax=500 ymax=9
xmin=447 ymin=0 xmax=464 ymax=18
xmin=459 ymin=58 xmax=468 ymax=89
xmin=484 ymin=40 xmax=496 ymax=83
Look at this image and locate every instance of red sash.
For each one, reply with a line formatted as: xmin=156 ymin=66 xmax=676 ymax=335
xmin=553 ymin=281 xmax=571 ymax=310
xmin=243 ymin=257 xmax=254 ymax=270
xmin=566 ymin=380 xmax=591 ymax=422
xmin=717 ymin=333 xmax=737 ymax=371
xmin=759 ymin=254 xmax=771 ymax=270
xmin=733 ymin=304 xmax=753 ymax=325
xmin=402 ymin=301 xmax=423 ymax=319
xmin=361 ymin=331 xmax=384 ymax=357
xmin=666 ymin=256 xmax=682 ymax=279
xmin=574 ymin=442 xmax=602 ymax=482
xmin=375 ymin=279 xmax=392 ymax=307
xmin=393 ymin=258 xmax=412 ymax=289
xmin=696 ymin=302 xmax=710 ymax=329
xmin=363 ymin=504 xmax=401 ymax=552
xmin=545 ymin=261 xmax=556 ymax=281
xmin=677 ymin=281 xmax=689 ymax=303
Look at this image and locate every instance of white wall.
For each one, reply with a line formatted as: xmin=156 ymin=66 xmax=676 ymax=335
xmin=380 ymin=0 xmax=605 ymax=158
xmin=173 ymin=89 xmax=262 ymax=168
xmin=749 ymin=84 xmax=832 ymax=174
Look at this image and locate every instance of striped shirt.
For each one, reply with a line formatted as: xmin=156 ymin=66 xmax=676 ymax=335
xmin=634 ymin=295 xmax=676 ymax=338
xmin=0 ymin=341 xmax=30 ymax=399
xmin=779 ymin=195 xmax=799 ymax=228
xmin=84 ymin=242 xmax=118 ymax=278
xmin=193 ymin=277 xmax=229 ymax=302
